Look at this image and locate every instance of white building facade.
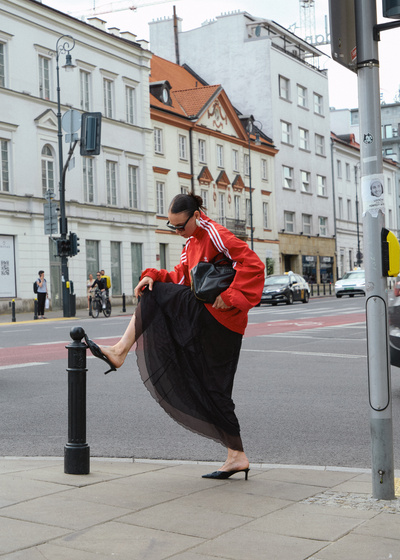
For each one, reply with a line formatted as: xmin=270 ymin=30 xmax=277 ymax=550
xmin=149 ymin=11 xmax=336 ymax=283
xmin=0 ymin=0 xmax=154 ymax=312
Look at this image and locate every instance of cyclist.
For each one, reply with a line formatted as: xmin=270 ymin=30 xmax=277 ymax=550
xmin=91 ymin=271 xmax=108 ymax=309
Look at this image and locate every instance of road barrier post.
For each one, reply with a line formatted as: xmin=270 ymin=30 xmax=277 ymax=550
xmin=33 ymin=299 xmax=38 ymax=320
xmin=122 ymin=293 xmax=126 ymax=313
xmin=64 ymin=326 xmax=90 ymax=475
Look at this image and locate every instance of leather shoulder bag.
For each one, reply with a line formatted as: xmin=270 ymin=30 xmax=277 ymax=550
xmin=190 ymin=255 xmax=236 ymax=303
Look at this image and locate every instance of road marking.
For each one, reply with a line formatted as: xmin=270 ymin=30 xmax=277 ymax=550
xmin=0 ymin=362 xmax=47 ymax=370
xmin=242 ymin=348 xmax=365 ymax=359
xmin=29 ymin=341 xmax=67 ymax=346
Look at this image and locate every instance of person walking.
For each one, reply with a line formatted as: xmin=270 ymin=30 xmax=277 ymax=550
xmin=87 ymin=273 xmax=94 ymax=310
xmin=85 ymin=193 xmax=265 ymax=479
xmin=35 ymin=270 xmax=48 ymax=319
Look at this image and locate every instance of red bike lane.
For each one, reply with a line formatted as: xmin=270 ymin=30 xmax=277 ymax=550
xmin=0 ymin=312 xmax=366 ymax=368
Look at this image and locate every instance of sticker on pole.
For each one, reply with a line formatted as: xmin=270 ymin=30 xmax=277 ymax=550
xmin=361 ymin=174 xmax=385 ymax=217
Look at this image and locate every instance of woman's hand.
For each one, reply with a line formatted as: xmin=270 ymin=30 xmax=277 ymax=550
xmin=212 ymin=295 xmax=230 ymax=310
xmin=134 ymin=276 xmax=154 ymax=299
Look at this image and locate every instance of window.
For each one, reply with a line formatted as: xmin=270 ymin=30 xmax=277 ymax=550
xmin=126 ymin=86 xmax=135 ymax=124
xmin=297 ymin=85 xmax=307 ymax=107
xmin=244 ymin=153 xmax=250 ymax=175
xmin=347 ymin=199 xmax=352 ymax=220
xmin=154 ymin=128 xmax=163 ymax=154
xmin=128 ymin=165 xmax=138 ymax=209
xmin=131 ymin=243 xmax=143 ymax=289
xmin=315 ymin=133 xmax=325 ymax=156
xmin=110 ymin=241 xmax=121 ymax=295
xmin=246 ymin=198 xmax=251 ymax=225
xmin=41 ymin=145 xmax=54 ymax=196
xmin=39 ymin=55 xmax=50 ymax=100
xmin=0 ymin=138 xmax=9 ymax=192
xmin=279 ymin=75 xmax=290 ymax=100
xmin=313 ymin=92 xmax=323 ymax=115
xmin=299 ymin=127 xmax=309 ymax=150
xmin=179 ymin=134 xmax=187 ymax=160
xmin=283 ymin=166 xmax=293 ymax=189
xmin=217 ymin=144 xmax=224 ymax=167
xmin=80 ymin=70 xmax=90 ymax=111
xmin=300 ymin=170 xmax=310 ymax=193
xmin=337 ymin=159 xmax=342 ymax=178
xmin=0 ymin=43 xmax=5 ymax=87
xmin=156 ymin=181 xmax=165 ymax=215
xmin=106 ymin=160 xmax=117 ymax=205
xmin=284 ymin=211 xmax=295 ymax=233
xmin=317 ymin=175 xmax=327 ymax=196
xmin=198 ymin=139 xmax=206 ymax=163
xmin=86 ymin=240 xmax=99 ymax=280
xmin=389 ymin=208 xmax=393 ymax=228
xmin=234 ymin=195 xmax=240 ymax=220
xmin=232 ymin=149 xmax=239 ymax=172
xmin=281 ymin=121 xmax=292 ymax=144
xmin=180 ymin=186 xmax=189 ymax=194
xmin=388 ymin=176 xmax=392 ymax=195
xmin=302 ymin=214 xmax=312 ymax=234
xmin=338 ymin=197 xmax=343 ymax=219
xmin=263 ymin=202 xmax=269 ymax=229
xmin=159 ymin=243 xmax=167 ymax=269
xmin=345 ymin=163 xmax=351 ymax=181
xmin=384 ymin=124 xmax=393 ymax=139
xmin=83 ymin=157 xmax=94 ymax=203
xmin=219 ymin=192 xmax=226 ymax=221
xmin=319 ymin=216 xmax=327 ymax=236
xmin=103 ymin=79 xmax=113 ymax=118
xmin=351 ymin=111 xmax=359 ymax=125
xmin=261 ymin=159 xmax=268 ymax=180
xmin=201 ymin=188 xmax=208 ymax=210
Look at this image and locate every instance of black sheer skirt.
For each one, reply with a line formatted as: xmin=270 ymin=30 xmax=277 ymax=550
xmin=135 ymin=282 xmax=244 ymax=451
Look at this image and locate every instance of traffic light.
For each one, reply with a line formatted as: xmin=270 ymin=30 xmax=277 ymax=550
xmin=80 ymin=112 xmax=102 ymax=156
xmin=56 ymin=237 xmax=71 ymax=257
xmin=69 ymin=232 xmax=80 ymax=257
xmin=383 ymin=0 xmax=400 ymax=18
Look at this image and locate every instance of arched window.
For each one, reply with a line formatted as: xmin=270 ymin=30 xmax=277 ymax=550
xmin=41 ymin=144 xmax=55 ymax=197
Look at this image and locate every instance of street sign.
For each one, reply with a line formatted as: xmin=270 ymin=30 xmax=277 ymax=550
xmin=329 ymin=0 xmax=357 ymax=73
xmin=62 ymin=109 xmax=81 ymax=135
xmin=44 ymin=202 xmax=58 ymax=235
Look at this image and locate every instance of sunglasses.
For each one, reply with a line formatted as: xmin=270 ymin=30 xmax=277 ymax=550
xmin=166 ymin=213 xmax=194 ymax=231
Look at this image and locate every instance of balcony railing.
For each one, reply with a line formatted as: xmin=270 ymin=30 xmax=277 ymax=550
xmin=219 ymin=217 xmax=247 ymax=238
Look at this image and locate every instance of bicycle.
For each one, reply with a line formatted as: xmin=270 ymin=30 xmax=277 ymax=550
xmin=90 ymin=288 xmax=112 ymax=318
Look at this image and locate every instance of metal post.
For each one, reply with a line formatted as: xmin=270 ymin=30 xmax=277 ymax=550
xmin=355 ymin=0 xmax=395 ymax=500
xmin=56 ymin=36 xmax=75 ymax=318
xmin=122 ymin=293 xmax=126 ymax=313
xmin=11 ymin=300 xmax=16 ymax=323
xmin=34 ymin=298 xmax=38 ymax=320
xmin=64 ymin=326 xmax=90 ymax=474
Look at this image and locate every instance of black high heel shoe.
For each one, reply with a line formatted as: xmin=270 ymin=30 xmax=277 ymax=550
xmin=202 ymin=468 xmax=250 ymax=480
xmin=84 ymin=335 xmax=117 ymax=375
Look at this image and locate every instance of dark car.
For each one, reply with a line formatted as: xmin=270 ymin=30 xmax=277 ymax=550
xmin=260 ymin=273 xmax=310 ymax=306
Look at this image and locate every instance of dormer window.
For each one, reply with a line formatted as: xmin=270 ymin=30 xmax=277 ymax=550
xmin=149 ymin=80 xmax=172 ymax=106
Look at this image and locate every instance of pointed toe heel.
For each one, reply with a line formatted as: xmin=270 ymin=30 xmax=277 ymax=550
xmin=202 ymin=468 xmax=250 ymax=480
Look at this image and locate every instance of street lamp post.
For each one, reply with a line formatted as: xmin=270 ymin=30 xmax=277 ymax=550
xmin=55 ymin=35 xmax=75 ymax=317
xmin=246 ymin=120 xmax=254 ymax=251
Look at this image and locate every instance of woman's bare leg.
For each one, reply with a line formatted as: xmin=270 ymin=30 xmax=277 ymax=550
xmin=99 ymin=313 xmax=136 ymax=369
xmin=219 ymin=448 xmax=249 ymax=472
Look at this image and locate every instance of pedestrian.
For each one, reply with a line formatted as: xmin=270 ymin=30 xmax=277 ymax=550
xmin=35 ymin=270 xmax=48 ymax=319
xmin=91 ymin=272 xmax=107 ymax=309
xmin=85 ymin=193 xmax=265 ymax=480
xmin=87 ymin=273 xmax=93 ymax=310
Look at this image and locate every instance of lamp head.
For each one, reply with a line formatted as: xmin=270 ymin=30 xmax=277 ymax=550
xmin=62 ymin=53 xmax=76 ymax=72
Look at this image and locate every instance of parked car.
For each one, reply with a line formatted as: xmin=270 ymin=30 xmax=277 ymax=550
xmin=260 ymin=273 xmax=310 ymax=306
xmin=335 ymin=270 xmax=365 ymax=298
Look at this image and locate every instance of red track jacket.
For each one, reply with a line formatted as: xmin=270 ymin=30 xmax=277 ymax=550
xmin=141 ymin=212 xmax=265 ymax=334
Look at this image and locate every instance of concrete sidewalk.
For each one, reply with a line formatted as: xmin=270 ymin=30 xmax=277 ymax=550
xmin=1 ymin=457 xmax=400 ymax=559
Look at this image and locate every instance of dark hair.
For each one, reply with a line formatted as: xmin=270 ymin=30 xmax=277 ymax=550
xmin=169 ymin=192 xmax=206 ymax=215
xmin=38 ymin=270 xmax=44 ymax=275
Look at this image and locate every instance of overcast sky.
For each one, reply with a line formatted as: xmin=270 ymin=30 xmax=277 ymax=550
xmin=44 ymin=0 xmax=400 ymax=110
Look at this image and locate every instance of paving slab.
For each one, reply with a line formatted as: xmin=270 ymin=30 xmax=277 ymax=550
xmin=0 ymin=517 xmax=70 ymax=556
xmin=0 ymin=474 xmax=70 ymax=508
xmin=309 ymin=533 xmax=400 ymax=560
xmin=51 ymin=520 xmax=204 ymax=559
xmin=259 ymin=467 xmax=360 ymax=488
xmin=354 ymin=511 xmax=400 ymax=539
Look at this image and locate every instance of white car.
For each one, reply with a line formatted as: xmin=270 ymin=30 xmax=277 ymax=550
xmin=335 ymin=270 xmax=365 ymax=298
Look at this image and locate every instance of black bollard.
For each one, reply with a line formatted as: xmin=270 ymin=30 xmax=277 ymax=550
xmin=122 ymin=293 xmax=126 ymax=313
xmin=34 ymin=298 xmax=38 ymax=320
xmin=11 ymin=299 xmax=16 ymax=322
xmin=64 ymin=326 xmax=90 ymax=475
xmin=89 ymin=295 xmax=92 ymax=317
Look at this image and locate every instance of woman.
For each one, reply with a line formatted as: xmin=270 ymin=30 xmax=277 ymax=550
xmin=35 ymin=270 xmax=48 ymax=319
xmin=87 ymin=273 xmax=94 ymax=310
xmin=86 ymin=193 xmax=265 ymax=479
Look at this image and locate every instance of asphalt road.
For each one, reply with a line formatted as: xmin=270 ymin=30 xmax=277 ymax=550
xmin=1 ymin=296 xmax=400 ymax=469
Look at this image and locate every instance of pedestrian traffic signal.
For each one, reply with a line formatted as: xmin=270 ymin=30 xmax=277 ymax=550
xmin=80 ymin=112 xmax=102 ymax=156
xmin=56 ymin=237 xmax=71 ymax=257
xmin=383 ymin=0 xmax=400 ymax=18
xmin=69 ymin=232 xmax=80 ymax=257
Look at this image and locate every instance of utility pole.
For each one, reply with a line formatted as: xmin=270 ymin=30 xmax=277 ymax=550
xmin=355 ymin=0 xmax=395 ymax=500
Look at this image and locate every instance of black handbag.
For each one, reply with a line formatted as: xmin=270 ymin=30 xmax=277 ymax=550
xmin=190 ymin=255 xmax=236 ymax=303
